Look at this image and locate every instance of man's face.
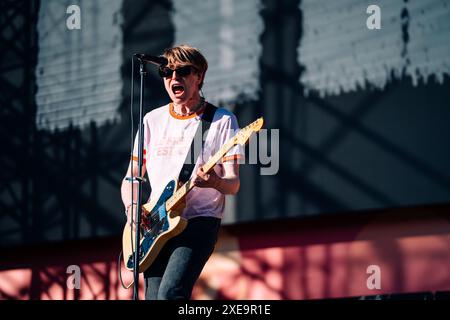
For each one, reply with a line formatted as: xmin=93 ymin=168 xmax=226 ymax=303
xmin=162 ymin=64 xmax=202 ymax=104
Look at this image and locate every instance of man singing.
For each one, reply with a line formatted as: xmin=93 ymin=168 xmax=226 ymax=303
xmin=121 ymin=45 xmax=242 ymax=300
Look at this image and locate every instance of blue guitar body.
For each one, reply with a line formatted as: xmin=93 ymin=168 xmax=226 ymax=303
xmin=122 ymin=179 xmax=187 ymax=272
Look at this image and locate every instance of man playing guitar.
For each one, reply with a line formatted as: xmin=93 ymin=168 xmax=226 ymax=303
xmin=120 ymin=45 xmax=242 ymax=300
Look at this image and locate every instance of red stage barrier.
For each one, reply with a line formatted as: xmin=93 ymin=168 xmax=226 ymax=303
xmin=2 ymin=208 xmax=450 ymax=300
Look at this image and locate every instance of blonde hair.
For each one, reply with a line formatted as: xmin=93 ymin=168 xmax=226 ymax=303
xmin=163 ymin=45 xmax=208 ymax=89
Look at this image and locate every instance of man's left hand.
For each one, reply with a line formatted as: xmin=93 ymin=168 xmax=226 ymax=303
xmin=192 ymin=167 xmax=220 ymax=189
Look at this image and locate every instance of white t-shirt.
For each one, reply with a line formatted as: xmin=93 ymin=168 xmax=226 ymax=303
xmin=132 ymin=102 xmax=243 ymax=219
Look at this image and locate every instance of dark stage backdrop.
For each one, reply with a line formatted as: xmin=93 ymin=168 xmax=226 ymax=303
xmin=1 ymin=0 xmax=449 ymax=247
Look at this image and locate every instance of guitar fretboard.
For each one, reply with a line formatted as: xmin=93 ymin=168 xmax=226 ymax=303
xmin=165 ymin=137 xmax=236 ymax=212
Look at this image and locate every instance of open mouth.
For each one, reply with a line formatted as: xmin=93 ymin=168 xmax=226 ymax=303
xmin=171 ymin=84 xmax=185 ymax=96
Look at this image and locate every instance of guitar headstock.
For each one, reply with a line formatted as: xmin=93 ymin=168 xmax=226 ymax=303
xmin=234 ymin=117 xmax=264 ymax=146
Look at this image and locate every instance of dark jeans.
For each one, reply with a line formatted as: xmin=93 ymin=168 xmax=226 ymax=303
xmin=144 ymin=216 xmax=221 ymax=300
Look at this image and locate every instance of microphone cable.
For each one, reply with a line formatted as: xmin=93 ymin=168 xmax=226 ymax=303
xmin=118 ymin=55 xmax=137 ymax=290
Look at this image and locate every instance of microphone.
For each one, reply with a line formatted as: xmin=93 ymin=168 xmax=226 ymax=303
xmin=133 ymin=53 xmax=168 ymax=66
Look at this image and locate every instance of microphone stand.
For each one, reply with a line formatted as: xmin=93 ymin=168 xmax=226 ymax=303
xmin=132 ymin=57 xmax=147 ymax=300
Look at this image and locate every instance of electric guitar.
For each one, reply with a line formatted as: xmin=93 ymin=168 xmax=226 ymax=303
xmin=122 ymin=117 xmax=264 ymax=273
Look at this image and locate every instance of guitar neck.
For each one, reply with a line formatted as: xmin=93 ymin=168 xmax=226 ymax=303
xmin=165 ymin=138 xmax=236 ymax=212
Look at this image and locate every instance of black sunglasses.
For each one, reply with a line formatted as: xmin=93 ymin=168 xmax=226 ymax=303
xmin=158 ymin=65 xmax=195 ymax=78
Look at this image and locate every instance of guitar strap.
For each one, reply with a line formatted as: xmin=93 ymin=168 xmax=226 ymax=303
xmin=178 ymin=102 xmax=217 ymax=184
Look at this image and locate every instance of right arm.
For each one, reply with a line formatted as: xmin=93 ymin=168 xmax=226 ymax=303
xmin=121 ymin=158 xmax=147 ymax=225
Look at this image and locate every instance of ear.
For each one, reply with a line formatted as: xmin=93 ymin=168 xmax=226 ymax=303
xmin=197 ymin=72 xmax=204 ymax=87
